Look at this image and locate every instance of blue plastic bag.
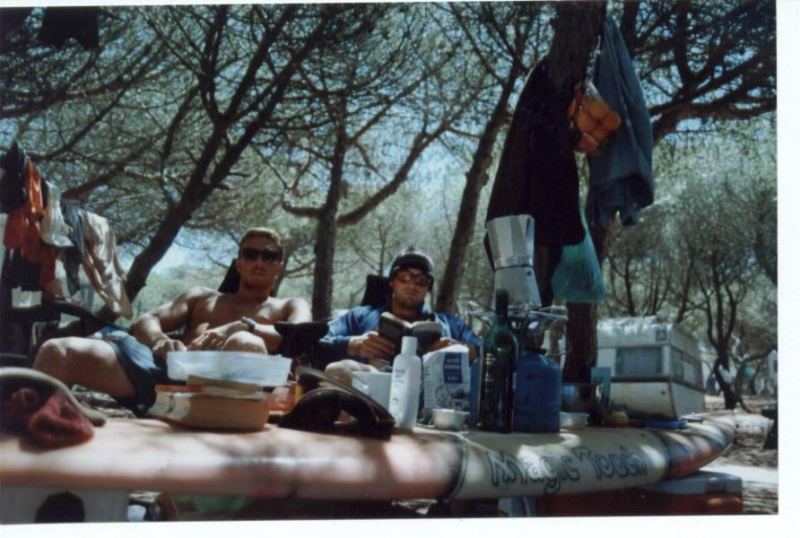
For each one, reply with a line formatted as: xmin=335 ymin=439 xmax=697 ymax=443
xmin=551 ymin=205 xmax=606 ymax=303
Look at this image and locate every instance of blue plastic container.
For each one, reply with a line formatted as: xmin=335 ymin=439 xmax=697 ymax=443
xmin=512 ymin=350 xmax=561 ymax=433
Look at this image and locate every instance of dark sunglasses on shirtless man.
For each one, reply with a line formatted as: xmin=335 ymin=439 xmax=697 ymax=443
xmin=240 ymin=247 xmax=282 ymax=263
xmin=394 ymin=271 xmax=432 ymax=287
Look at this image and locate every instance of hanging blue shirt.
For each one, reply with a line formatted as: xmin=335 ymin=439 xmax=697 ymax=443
xmin=321 ymin=304 xmax=482 ymax=364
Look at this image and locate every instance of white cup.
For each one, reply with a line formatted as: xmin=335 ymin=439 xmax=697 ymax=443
xmin=351 ymin=371 xmax=392 ymax=409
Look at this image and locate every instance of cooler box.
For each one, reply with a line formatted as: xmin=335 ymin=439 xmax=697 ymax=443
xmin=534 ymin=470 xmax=742 ymax=516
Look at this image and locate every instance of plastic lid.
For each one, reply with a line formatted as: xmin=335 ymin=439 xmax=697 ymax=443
xmin=401 ymin=336 xmax=418 ymax=356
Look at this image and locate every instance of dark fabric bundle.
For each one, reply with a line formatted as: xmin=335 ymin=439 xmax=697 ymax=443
xmin=0 ymin=367 xmax=105 ymax=448
xmin=279 ymin=367 xmax=394 ymax=440
xmin=0 ymin=141 xmax=28 ymax=214
xmin=3 ymin=388 xmax=95 ymax=447
xmin=486 ymin=60 xmax=584 ymax=248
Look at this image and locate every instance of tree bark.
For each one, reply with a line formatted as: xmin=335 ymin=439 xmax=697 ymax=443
xmin=435 ymin=79 xmax=517 ymax=314
xmin=545 ymin=1 xmax=607 ymax=383
xmin=311 ymin=114 xmax=348 ymax=320
xmin=564 ymin=216 xmax=611 ymax=382
xmin=312 ymin=207 xmax=338 ymax=320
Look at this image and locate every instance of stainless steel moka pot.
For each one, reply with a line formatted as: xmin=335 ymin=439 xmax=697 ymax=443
xmin=485 ymin=214 xmax=542 ymax=307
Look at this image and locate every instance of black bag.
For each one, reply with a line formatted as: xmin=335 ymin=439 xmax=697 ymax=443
xmin=278 ymin=367 xmax=395 ymax=440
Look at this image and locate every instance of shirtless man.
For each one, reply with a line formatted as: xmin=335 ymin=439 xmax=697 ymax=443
xmin=33 ymin=227 xmax=311 ymax=416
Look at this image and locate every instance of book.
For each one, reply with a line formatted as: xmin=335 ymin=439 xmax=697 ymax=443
xmin=148 ymin=377 xmax=270 ymax=431
xmin=377 ymin=312 xmax=442 ymax=355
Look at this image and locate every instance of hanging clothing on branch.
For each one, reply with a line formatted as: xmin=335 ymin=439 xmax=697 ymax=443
xmin=2 ymin=158 xmax=58 ymax=289
xmin=486 ymin=60 xmax=584 ymax=248
xmin=81 ymin=211 xmax=133 ymax=319
xmin=60 ymin=200 xmax=86 ymax=297
xmin=588 ymin=19 xmax=654 ymax=227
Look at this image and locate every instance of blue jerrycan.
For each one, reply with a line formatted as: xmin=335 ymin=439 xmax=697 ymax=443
xmin=512 ymin=349 xmax=561 ymax=433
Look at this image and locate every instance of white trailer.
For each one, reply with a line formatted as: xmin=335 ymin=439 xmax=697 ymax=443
xmin=596 ymin=317 xmax=705 ymax=419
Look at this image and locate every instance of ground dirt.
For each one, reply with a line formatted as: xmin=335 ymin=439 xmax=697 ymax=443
xmin=703 ymin=394 xmax=778 ymax=515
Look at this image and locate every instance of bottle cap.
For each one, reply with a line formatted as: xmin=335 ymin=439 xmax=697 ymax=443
xmin=401 ymin=336 xmax=418 ymax=356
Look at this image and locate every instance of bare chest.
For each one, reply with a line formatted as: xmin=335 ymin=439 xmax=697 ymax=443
xmin=183 ymin=294 xmax=284 ymax=342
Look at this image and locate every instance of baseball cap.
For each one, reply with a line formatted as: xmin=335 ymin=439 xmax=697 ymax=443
xmin=389 ymin=246 xmax=434 ymax=283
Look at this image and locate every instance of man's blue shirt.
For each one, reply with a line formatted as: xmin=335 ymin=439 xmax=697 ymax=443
xmin=322 ymin=304 xmax=482 ymax=363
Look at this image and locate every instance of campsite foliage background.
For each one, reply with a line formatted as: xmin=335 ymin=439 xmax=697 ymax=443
xmin=0 ymin=2 xmax=776 ymax=400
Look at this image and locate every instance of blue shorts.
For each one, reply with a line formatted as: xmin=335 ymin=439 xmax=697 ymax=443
xmin=98 ymin=328 xmax=170 ymax=417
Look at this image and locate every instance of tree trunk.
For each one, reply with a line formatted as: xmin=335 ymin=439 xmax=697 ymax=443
xmin=563 ymin=303 xmax=597 ymax=382
xmin=564 ymin=215 xmax=611 ymax=382
xmin=546 ymin=1 xmax=607 ymax=383
xmin=311 ymin=117 xmax=347 ymax=320
xmin=435 ymin=80 xmax=517 ymax=314
xmin=713 ymin=357 xmax=738 ymax=411
xmin=124 ymin=186 xmax=207 ymax=303
xmin=312 ymin=207 xmax=338 ymax=320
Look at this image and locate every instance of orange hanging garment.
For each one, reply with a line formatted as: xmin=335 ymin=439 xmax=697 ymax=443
xmin=2 ymin=158 xmax=58 ymax=287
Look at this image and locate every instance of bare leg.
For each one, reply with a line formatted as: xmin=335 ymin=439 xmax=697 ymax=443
xmin=223 ymin=331 xmax=268 ymax=354
xmin=324 ymin=359 xmax=376 ymax=387
xmin=33 ymin=337 xmax=136 ymax=398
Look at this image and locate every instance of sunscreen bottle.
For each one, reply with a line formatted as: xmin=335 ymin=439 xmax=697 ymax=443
xmin=388 ymin=336 xmax=422 ymax=429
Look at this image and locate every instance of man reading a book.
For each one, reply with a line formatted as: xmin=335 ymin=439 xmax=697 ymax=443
xmin=33 ymin=227 xmax=311 ymax=416
xmin=321 ymin=247 xmax=480 ymax=378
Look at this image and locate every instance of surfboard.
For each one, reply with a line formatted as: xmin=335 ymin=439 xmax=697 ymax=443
xmin=0 ymin=416 xmax=735 ymax=505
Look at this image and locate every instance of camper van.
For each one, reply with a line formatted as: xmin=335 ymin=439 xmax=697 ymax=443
xmin=596 ymin=317 xmax=705 ymax=419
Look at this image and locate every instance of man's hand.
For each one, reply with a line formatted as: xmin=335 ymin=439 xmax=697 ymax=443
xmin=188 ymin=324 xmax=235 ymax=351
xmin=152 ymin=337 xmax=186 ymax=362
xmin=347 ymin=331 xmax=395 ymax=367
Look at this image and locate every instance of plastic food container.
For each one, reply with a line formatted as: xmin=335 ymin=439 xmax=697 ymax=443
xmin=432 ymin=408 xmax=469 ymax=431
xmin=561 ymin=382 xmax=603 ymax=414
xmin=560 ymin=411 xmax=589 ymax=430
xmin=166 ymin=351 xmax=292 ymax=387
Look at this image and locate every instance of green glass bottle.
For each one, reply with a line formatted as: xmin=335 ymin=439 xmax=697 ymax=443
xmin=477 ymin=289 xmax=519 ymax=432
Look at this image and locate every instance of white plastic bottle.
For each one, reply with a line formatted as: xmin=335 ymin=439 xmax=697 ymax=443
xmin=388 ymin=336 xmax=422 ymax=430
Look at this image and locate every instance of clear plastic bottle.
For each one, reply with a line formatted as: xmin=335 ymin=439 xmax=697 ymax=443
xmin=388 ymin=336 xmax=422 ymax=430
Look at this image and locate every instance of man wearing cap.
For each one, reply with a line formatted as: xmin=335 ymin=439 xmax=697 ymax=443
xmin=321 ymin=247 xmax=481 ymax=374
xmin=32 ymin=227 xmax=311 ymax=417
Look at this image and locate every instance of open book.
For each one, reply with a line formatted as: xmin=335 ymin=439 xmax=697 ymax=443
xmin=378 ymin=312 xmax=442 ymax=355
xmin=148 ymin=375 xmax=269 ymax=431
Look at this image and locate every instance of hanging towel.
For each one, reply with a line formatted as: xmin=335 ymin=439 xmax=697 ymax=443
xmin=39 ymin=184 xmax=74 ymax=248
xmin=81 ymin=211 xmax=132 ymax=319
xmin=588 ymin=18 xmax=654 ymax=227
xmin=60 ymin=200 xmax=86 ymax=296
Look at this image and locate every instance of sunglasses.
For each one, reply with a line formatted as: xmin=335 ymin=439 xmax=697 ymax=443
xmin=394 ymin=271 xmax=432 ymax=287
xmin=240 ymin=247 xmax=282 ymax=262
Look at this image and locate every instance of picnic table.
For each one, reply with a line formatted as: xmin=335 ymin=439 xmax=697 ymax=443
xmin=0 ymin=416 xmax=735 ymax=522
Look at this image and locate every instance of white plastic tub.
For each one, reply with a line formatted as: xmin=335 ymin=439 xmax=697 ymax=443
xmin=166 ymin=351 xmax=292 ymax=387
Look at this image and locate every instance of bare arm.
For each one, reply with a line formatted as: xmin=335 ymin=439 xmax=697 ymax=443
xmin=247 ymin=297 xmax=312 ymax=353
xmin=283 ymin=297 xmax=312 ymax=323
xmin=131 ymin=287 xmax=212 ymax=359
